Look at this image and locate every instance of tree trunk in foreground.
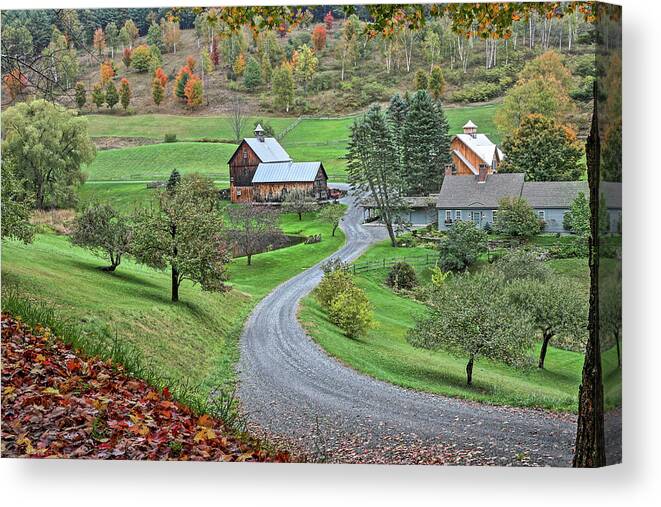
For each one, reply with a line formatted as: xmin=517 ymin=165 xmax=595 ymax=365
xmin=385 ymin=221 xmax=397 ymax=248
xmin=171 ymin=265 xmax=180 ymax=302
xmin=573 ymin=94 xmax=606 ymax=468
xmin=466 ymin=356 xmax=474 ymax=385
xmin=538 ymin=330 xmax=552 ymax=369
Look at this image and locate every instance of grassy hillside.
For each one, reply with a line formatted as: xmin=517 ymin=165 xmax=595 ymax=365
xmin=85 ymin=114 xmax=296 ymax=141
xmin=1 ymin=209 xmax=345 ymax=395
xmin=84 ymin=142 xmax=237 ymax=182
xmin=300 ymin=241 xmax=621 ymax=412
xmin=78 ymin=181 xmax=229 ymax=213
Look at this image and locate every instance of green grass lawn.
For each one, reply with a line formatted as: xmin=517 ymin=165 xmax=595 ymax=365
xmin=300 ymin=241 xmax=621 ymax=412
xmin=84 ymin=142 xmax=237 ymax=182
xmin=78 ymin=181 xmax=230 ymax=214
xmin=85 ymin=114 xmax=295 ymax=141
xmin=2 ymin=208 xmax=345 ymax=396
xmin=83 ymin=103 xmax=502 ymax=183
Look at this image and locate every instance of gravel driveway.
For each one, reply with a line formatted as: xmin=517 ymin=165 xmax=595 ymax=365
xmin=236 ymin=188 xmax=577 ymax=465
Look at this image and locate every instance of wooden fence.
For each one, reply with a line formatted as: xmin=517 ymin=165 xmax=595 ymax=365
xmin=350 ymin=244 xmax=515 ymax=274
xmin=350 ymin=254 xmax=437 ymax=274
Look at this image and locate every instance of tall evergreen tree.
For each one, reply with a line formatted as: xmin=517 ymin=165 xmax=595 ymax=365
xmin=401 ymin=90 xmax=451 ymax=195
xmin=347 ymin=105 xmax=405 ymax=247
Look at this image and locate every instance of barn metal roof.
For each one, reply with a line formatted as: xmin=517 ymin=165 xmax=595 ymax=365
xmin=252 ymin=161 xmax=323 ymax=183
xmin=244 ymin=137 xmax=292 ymax=163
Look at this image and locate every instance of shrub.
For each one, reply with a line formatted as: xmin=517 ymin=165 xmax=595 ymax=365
xmin=328 ymin=285 xmax=373 ymax=338
xmin=548 ymin=236 xmax=589 ymax=259
xmin=438 ymin=220 xmax=488 ymax=272
xmin=493 ymin=248 xmax=552 ymax=282
xmin=131 ymin=44 xmax=152 ymax=73
xmin=451 ymin=82 xmax=502 ymax=103
xmin=314 ymin=265 xmax=354 ymax=310
xmin=164 ymin=133 xmax=177 ymax=143
xmin=386 ymin=262 xmax=418 ymax=291
xmin=493 ymin=197 xmax=543 ymax=238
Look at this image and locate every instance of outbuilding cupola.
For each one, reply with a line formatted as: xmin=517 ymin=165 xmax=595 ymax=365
xmin=463 ymin=120 xmax=477 ymax=138
xmin=254 ymin=124 xmax=265 ymax=142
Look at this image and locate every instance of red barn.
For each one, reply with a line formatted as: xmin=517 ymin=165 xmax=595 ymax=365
xmin=227 ymin=125 xmax=328 ymax=203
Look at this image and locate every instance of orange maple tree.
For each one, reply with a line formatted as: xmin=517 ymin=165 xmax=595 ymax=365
xmin=311 ymin=24 xmax=327 ymax=51
xmin=100 ymin=61 xmax=115 ymax=84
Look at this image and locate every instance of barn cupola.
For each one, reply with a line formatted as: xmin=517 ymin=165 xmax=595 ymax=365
xmin=463 ymin=120 xmax=478 ymax=138
xmin=254 ymin=124 xmax=265 ymax=142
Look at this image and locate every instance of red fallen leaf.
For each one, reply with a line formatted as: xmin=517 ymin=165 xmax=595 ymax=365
xmin=1 ymin=314 xmax=295 ymax=463
xmin=65 ymin=359 xmax=80 ymax=373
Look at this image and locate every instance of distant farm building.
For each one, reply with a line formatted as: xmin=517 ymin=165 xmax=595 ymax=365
xmin=446 ymin=120 xmax=504 ymax=177
xmin=436 ymin=173 xmax=622 ymax=234
xmin=228 ymin=125 xmax=328 ymax=203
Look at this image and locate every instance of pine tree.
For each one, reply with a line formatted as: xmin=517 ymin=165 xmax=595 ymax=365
xmin=167 ymin=169 xmax=181 ymax=193
xmin=175 ymin=68 xmax=191 ymax=100
xmin=74 ymin=82 xmax=86 ymax=109
xmin=386 ymin=94 xmax=409 ymax=182
xmin=244 ymin=56 xmax=262 ymax=91
xmin=414 ymin=69 xmax=428 ymax=90
xmin=347 ymin=106 xmax=404 ymax=247
xmin=105 ymin=80 xmax=119 ymax=109
xmin=119 ymin=78 xmax=131 ymax=110
xmin=91 ymin=83 xmax=105 ymax=109
xmin=152 ymin=77 xmax=165 ymax=106
xmin=401 ymin=90 xmax=451 ymax=195
xmin=146 ymin=22 xmax=164 ymax=50
xmin=428 ymin=65 xmax=445 ymax=101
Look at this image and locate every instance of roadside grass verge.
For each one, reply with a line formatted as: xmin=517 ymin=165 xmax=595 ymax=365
xmin=300 ymin=241 xmax=621 ymax=413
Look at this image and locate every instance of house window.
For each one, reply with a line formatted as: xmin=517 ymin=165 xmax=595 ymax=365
xmin=455 ymin=210 xmax=462 ymax=221
xmin=492 ymin=210 xmax=498 ymax=221
xmin=445 ymin=210 xmax=452 ymax=222
xmin=452 ymin=165 xmax=457 ymax=175
xmin=538 ymin=210 xmax=546 ymax=220
xmin=242 ymin=148 xmax=248 ymax=159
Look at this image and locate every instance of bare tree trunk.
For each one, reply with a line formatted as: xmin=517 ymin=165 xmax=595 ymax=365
xmin=573 ymin=92 xmax=606 ymax=468
xmin=171 ymin=265 xmax=180 ymax=302
xmin=466 ymin=356 xmax=474 ymax=385
xmin=538 ymin=330 xmax=553 ymax=368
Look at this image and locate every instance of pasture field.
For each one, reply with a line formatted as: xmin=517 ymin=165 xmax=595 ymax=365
xmin=85 ymin=114 xmax=295 ymax=141
xmin=300 ymin=241 xmax=621 ymax=412
xmin=83 ymin=142 xmax=237 ymax=182
xmin=82 ymin=103 xmax=502 ymax=183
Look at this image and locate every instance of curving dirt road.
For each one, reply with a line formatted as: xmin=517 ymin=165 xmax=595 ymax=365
xmin=237 ymin=189 xmax=576 ymax=465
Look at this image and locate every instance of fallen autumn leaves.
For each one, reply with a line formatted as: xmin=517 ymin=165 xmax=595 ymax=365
xmin=1 ymin=314 xmax=291 ymax=462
